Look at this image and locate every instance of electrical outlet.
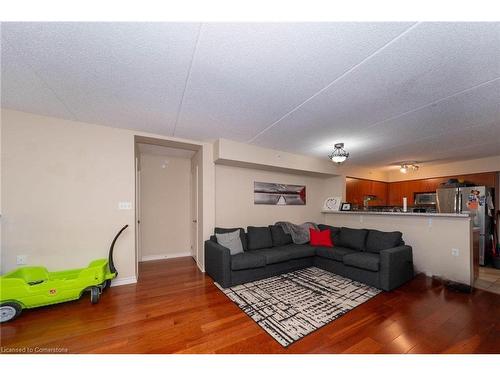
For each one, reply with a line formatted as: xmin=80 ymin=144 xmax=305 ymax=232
xmin=16 ymin=255 xmax=27 ymax=265
xmin=451 ymin=248 xmax=459 ymax=256
xmin=118 ymin=201 xmax=132 ymax=210
xmin=428 ymin=218 xmax=432 ymax=227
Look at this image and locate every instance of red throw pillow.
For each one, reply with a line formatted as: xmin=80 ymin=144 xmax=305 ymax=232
xmin=309 ymin=228 xmax=333 ymax=247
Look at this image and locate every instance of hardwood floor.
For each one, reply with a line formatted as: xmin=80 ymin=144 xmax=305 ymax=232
xmin=475 ymin=266 xmax=500 ymax=295
xmin=1 ymin=257 xmax=499 ymax=354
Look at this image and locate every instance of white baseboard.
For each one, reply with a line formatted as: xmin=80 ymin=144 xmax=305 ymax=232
xmin=196 ymin=261 xmax=205 ymax=273
xmin=140 ymin=252 xmax=192 ymax=262
xmin=111 ymin=276 xmax=137 ymax=287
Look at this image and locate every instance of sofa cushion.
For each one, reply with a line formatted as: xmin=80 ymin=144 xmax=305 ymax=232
xmin=343 ymin=252 xmax=380 ymax=271
xmin=247 ymin=226 xmax=273 ymax=250
xmin=215 ymin=227 xmax=248 ymax=251
xmin=365 ymin=229 xmax=403 ymax=253
xmin=231 ymin=252 xmax=266 ymax=271
xmin=315 ymin=246 xmax=358 ymax=262
xmin=318 ymin=224 xmax=341 ymax=243
xmin=215 ymin=230 xmax=244 ymax=255
xmin=269 ymin=225 xmax=293 ymax=246
xmin=337 ymin=227 xmax=369 ymax=251
xmin=252 ymin=248 xmax=291 ymax=264
xmin=275 ymin=244 xmax=316 ymax=259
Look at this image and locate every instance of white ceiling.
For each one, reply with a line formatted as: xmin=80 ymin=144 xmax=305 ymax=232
xmin=2 ymin=22 xmax=499 ymax=168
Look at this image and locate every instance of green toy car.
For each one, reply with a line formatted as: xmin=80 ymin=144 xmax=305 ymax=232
xmin=0 ymin=225 xmax=128 ymax=323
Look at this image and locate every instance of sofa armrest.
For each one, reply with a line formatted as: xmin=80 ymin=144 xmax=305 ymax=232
xmin=379 ymin=245 xmax=414 ymax=291
xmin=204 ymin=240 xmax=231 ymax=288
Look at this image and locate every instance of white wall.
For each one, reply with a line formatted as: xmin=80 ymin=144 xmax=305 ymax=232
xmin=215 ymin=164 xmax=343 ymax=228
xmin=324 ymin=213 xmax=473 ymax=286
xmin=1 ymin=109 xmax=213 ymax=283
xmin=215 ymin=138 xmax=389 ymax=181
xmin=1 ymin=110 xmax=136 ymax=281
xmin=139 ymin=153 xmax=191 ymax=261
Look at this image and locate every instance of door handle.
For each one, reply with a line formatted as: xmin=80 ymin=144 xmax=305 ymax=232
xmin=192 ymin=220 xmax=197 ymax=223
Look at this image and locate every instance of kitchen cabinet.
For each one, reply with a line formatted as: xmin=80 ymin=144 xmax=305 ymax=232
xmin=387 ymin=181 xmax=411 ymax=206
xmin=348 ymin=172 xmax=497 ymax=208
xmin=346 ymin=178 xmax=388 ymax=207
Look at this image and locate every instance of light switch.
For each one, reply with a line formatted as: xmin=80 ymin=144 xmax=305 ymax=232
xmin=17 ymin=255 xmax=27 ymax=265
xmin=118 ymin=201 xmax=132 ymax=210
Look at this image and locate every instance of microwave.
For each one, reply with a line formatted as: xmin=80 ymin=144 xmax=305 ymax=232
xmin=414 ymin=192 xmax=437 ymax=206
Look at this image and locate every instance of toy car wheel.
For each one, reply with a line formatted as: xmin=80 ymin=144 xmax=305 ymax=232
xmin=90 ymin=287 xmax=100 ymax=304
xmin=0 ymin=302 xmax=22 ymax=323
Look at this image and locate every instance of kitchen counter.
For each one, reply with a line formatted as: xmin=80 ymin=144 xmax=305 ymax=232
xmin=322 ymin=210 xmax=470 ymax=218
xmin=322 ymin=209 xmax=474 ymax=287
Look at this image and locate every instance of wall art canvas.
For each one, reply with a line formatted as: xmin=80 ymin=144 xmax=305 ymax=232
xmin=254 ymin=182 xmax=306 ymax=205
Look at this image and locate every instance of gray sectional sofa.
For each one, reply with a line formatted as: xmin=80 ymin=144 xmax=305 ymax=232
xmin=205 ymin=224 xmax=414 ymax=291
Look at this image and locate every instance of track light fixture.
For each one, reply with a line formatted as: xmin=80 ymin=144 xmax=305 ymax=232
xmin=399 ymin=162 xmax=419 ymax=174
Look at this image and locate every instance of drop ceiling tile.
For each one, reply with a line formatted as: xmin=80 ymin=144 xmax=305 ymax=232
xmin=1 ymin=39 xmax=74 ymax=119
xmin=349 ymin=122 xmax=500 ymax=166
xmin=367 ymin=79 xmax=500 ymax=140
xmin=173 ymin=22 xmax=414 ymax=141
xmin=430 ymin=141 xmax=500 ymax=163
xmin=1 ymin=22 xmax=200 ymax=133
xmin=347 ymin=79 xmax=500 ymax=162
xmin=254 ymin=22 xmax=500 ymax=156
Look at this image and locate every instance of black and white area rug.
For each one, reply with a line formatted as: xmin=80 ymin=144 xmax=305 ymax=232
xmin=216 ymin=267 xmax=381 ymax=347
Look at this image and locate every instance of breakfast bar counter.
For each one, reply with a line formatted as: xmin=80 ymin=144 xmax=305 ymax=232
xmin=321 ymin=209 xmax=473 ymax=287
xmin=322 ymin=210 xmax=470 ymax=218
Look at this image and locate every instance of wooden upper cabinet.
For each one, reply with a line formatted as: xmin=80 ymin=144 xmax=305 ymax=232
xmin=387 ymin=172 xmax=497 ymax=207
xmin=388 ymin=181 xmax=403 ymax=206
xmin=348 ymin=172 xmax=496 ymax=208
xmin=346 ymin=177 xmax=388 ymax=207
xmin=419 ymin=178 xmax=441 ymax=192
xmin=457 ymin=173 xmax=496 ymax=188
xmin=371 ymin=180 xmax=388 ymax=206
xmin=346 ymin=177 xmax=365 ymax=206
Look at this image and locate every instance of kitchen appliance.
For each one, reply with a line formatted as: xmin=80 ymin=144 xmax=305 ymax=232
xmin=414 ymin=192 xmax=437 ymax=206
xmin=436 ymin=186 xmax=494 ymax=265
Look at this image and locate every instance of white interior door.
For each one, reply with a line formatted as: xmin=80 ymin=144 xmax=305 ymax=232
xmin=190 ymin=164 xmax=199 ymax=261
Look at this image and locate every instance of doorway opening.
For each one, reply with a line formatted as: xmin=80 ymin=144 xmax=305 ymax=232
xmin=134 ymin=137 xmax=202 ymax=279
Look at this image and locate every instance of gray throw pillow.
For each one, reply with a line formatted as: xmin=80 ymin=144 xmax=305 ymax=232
xmin=215 ymin=229 xmax=244 ymax=255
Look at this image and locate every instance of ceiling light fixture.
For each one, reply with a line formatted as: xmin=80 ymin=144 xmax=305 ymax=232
xmin=399 ymin=162 xmax=419 ymax=174
xmin=329 ymin=143 xmax=349 ymax=164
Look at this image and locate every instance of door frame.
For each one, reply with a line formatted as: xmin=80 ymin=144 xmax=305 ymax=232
xmin=134 ymin=154 xmax=142 ymax=279
xmin=190 ymin=163 xmax=199 ymax=262
xmin=134 ymin=135 xmax=207 ymax=275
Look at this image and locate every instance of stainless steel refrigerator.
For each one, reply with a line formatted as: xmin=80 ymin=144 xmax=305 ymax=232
xmin=436 ymin=186 xmax=494 ymax=265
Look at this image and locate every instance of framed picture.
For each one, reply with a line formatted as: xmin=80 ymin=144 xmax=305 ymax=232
xmin=323 ymin=197 xmax=341 ymax=211
xmin=340 ymin=202 xmax=351 ymax=211
xmin=254 ymin=182 xmax=306 ymax=205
